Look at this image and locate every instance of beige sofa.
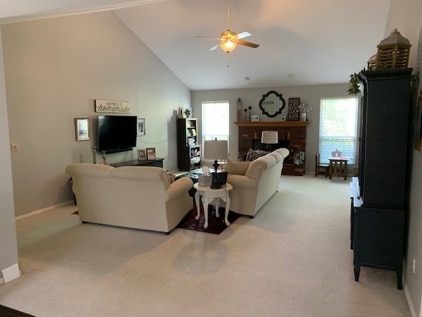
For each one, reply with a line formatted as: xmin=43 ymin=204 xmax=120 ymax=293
xmin=226 ymin=148 xmax=289 ymax=217
xmin=66 ymin=163 xmax=193 ymax=233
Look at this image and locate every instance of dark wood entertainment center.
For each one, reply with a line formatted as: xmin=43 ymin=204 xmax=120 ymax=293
xmin=235 ymin=121 xmax=308 ymax=176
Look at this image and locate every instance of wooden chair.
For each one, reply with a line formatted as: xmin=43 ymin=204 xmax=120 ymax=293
xmin=315 ymin=154 xmax=329 ymax=177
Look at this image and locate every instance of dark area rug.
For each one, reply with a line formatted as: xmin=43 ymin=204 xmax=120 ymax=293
xmin=0 ymin=305 xmax=35 ymax=317
xmin=177 ymin=206 xmax=240 ymax=234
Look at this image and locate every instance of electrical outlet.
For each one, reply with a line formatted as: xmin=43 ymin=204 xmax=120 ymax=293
xmin=413 ymin=258 xmax=416 ymax=274
xmin=10 ymin=143 xmax=20 ymax=152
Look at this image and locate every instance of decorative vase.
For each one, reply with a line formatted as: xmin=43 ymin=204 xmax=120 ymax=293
xmin=300 ymin=111 xmax=307 ymax=122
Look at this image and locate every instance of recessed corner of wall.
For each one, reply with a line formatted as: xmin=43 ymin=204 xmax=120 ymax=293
xmin=1 ymin=263 xmax=21 ymax=283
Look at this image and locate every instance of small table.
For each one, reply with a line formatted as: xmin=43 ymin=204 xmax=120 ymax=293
xmin=193 ymin=183 xmax=233 ymax=229
xmin=329 ymin=157 xmax=348 ymax=180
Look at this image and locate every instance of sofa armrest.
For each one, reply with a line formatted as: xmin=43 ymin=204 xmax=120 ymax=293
xmin=165 ymin=177 xmax=193 ymax=201
xmin=227 ymin=174 xmax=258 ymax=189
xmin=245 ymin=155 xmax=275 ymax=180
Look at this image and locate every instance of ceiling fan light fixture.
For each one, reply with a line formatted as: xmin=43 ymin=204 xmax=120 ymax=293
xmin=196 ymin=0 xmax=259 ymax=54
xmin=220 ymin=30 xmax=238 ymax=53
xmin=220 ymin=40 xmax=237 ymax=53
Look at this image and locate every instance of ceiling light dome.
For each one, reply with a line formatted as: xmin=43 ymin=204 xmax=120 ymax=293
xmin=220 ymin=30 xmax=238 ymax=53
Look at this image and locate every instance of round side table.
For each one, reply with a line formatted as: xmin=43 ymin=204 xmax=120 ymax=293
xmin=193 ymin=183 xmax=233 ymax=229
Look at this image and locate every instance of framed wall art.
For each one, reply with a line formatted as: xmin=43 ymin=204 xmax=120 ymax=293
xmin=287 ymin=98 xmax=301 ymax=121
xmin=74 ymin=118 xmax=90 ymax=141
xmin=146 ymin=147 xmax=156 ymax=160
xmin=137 ymin=118 xmax=145 ymax=136
xmin=95 ymin=99 xmax=131 ymax=113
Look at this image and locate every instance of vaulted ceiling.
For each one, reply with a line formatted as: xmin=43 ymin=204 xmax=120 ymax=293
xmin=0 ymin=0 xmax=391 ymax=90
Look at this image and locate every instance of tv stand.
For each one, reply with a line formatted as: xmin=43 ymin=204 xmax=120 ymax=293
xmin=111 ymin=158 xmax=164 ymax=168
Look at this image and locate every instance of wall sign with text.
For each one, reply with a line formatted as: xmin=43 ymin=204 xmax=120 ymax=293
xmin=95 ymin=99 xmax=131 ymax=113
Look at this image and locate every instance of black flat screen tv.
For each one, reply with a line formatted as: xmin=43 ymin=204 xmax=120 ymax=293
xmin=97 ymin=115 xmax=137 ymax=154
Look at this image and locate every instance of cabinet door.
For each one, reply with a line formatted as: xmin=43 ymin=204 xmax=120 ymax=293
xmin=353 ymin=206 xmax=405 ymax=289
xmin=353 ymin=207 xmax=404 ymax=268
xmin=359 ymin=69 xmax=412 ymax=209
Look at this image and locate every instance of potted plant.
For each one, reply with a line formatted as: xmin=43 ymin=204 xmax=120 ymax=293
xmin=347 ymin=73 xmax=361 ymax=95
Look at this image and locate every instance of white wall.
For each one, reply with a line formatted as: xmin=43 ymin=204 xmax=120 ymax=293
xmin=1 ymin=11 xmax=191 ymax=216
xmin=0 ymin=29 xmax=18 ymax=278
xmin=192 ymin=84 xmax=349 ymax=172
xmin=386 ymin=1 xmax=422 ymax=315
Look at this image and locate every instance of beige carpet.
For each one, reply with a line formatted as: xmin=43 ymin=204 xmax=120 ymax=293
xmin=0 ymin=175 xmax=411 ymax=317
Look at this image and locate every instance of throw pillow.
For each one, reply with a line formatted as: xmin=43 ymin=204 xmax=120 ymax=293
xmin=226 ymin=159 xmax=251 ymax=175
xmin=164 ymin=170 xmax=175 ymax=185
xmin=168 ymin=173 xmax=175 ymax=183
xmin=245 ymin=149 xmax=269 ymax=161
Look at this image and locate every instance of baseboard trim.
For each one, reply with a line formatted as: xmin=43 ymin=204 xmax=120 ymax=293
xmin=15 ymin=200 xmax=74 ymax=220
xmin=1 ymin=263 xmax=20 ymax=283
xmin=404 ymin=284 xmax=417 ymax=317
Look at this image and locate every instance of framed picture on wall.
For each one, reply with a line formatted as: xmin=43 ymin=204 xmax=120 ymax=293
xmin=74 ymin=118 xmax=90 ymax=141
xmin=146 ymin=148 xmax=156 ymax=160
xmin=137 ymin=118 xmax=145 ymax=136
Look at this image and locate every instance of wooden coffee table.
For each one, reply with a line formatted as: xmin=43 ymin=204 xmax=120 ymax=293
xmin=193 ymin=183 xmax=233 ymax=229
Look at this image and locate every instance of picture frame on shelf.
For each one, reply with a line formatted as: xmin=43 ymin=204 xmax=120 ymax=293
xmin=74 ymin=118 xmax=90 ymax=141
xmin=146 ymin=147 xmax=156 ymax=160
xmin=138 ymin=149 xmax=146 ymax=160
xmin=137 ymin=118 xmax=145 ymax=136
xmin=251 ymin=115 xmax=260 ymax=122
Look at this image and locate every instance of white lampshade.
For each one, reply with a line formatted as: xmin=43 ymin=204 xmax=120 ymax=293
xmin=204 ymin=140 xmax=228 ymax=160
xmin=261 ymin=131 xmax=278 ymax=144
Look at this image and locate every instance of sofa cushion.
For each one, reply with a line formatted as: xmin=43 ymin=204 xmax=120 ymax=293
xmin=111 ymin=166 xmax=171 ymax=190
xmin=226 ymin=160 xmax=251 ymax=175
xmin=245 ymin=149 xmax=269 ymax=161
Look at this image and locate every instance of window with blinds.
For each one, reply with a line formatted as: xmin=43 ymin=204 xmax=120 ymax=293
xmin=319 ymin=97 xmax=359 ymax=164
xmin=201 ymin=101 xmax=229 ymax=142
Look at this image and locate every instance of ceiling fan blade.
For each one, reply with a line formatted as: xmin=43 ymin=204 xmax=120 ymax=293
xmin=209 ymin=44 xmax=219 ymax=51
xmin=236 ymin=39 xmax=259 ymax=48
xmin=237 ymin=32 xmax=251 ymax=39
xmin=195 ymin=36 xmax=220 ymax=40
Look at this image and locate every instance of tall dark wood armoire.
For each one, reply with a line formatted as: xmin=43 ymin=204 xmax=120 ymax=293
xmin=351 ymin=68 xmax=413 ymax=289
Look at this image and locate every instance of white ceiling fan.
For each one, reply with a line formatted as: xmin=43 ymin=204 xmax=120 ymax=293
xmin=196 ymin=0 xmax=259 ymax=54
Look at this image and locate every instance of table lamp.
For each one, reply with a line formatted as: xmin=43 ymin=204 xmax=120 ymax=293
xmin=261 ymin=131 xmax=278 ymax=150
xmin=203 ymin=139 xmax=228 ymax=189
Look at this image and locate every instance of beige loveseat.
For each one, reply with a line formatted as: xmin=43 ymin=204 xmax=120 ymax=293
xmin=226 ymin=148 xmax=289 ymax=217
xmin=66 ymin=163 xmax=193 ymax=233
